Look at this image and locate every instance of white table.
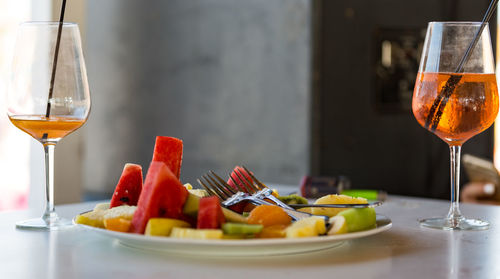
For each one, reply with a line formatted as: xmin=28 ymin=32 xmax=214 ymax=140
xmin=1 ymin=196 xmax=499 ymax=279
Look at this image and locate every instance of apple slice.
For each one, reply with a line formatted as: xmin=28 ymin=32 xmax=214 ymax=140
xmin=335 ymin=208 xmax=376 ymax=233
xmin=327 ymin=216 xmax=348 ymax=235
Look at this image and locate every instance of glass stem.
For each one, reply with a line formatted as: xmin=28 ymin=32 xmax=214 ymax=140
xmin=447 ymin=145 xmax=463 ymax=225
xmin=42 ymin=143 xmax=58 ymax=221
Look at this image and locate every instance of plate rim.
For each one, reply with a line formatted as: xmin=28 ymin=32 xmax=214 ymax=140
xmin=73 ymin=214 xmax=392 ymax=247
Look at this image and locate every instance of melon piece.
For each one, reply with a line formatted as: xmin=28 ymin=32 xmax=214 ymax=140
xmin=103 ymin=205 xmax=137 ymax=221
xmin=152 ymin=136 xmax=183 ymax=178
xmin=170 ymin=227 xmax=223 ymax=239
xmin=110 ymin=163 xmax=143 ymax=208
xmin=130 ymin=161 xmax=189 ymax=234
xmin=311 ymin=194 xmax=368 ymax=217
xmin=226 ymin=166 xmax=253 ymax=213
xmin=104 ymin=218 xmax=131 ymax=232
xmin=336 ymin=208 xmax=376 ymax=232
xmin=75 ymin=210 xmax=106 ymax=228
xmin=145 ymin=218 xmax=191 ymax=237
xmin=93 ymin=203 xmax=111 ymax=211
xmin=182 ymin=192 xmax=247 ymax=223
xmin=227 ymin=166 xmax=253 ymax=190
xmin=285 ymin=216 xmax=326 ymax=238
xmin=197 ymin=196 xmax=225 ymax=229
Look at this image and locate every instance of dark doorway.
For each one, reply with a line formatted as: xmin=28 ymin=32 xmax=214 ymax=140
xmin=311 ymin=0 xmax=497 ymax=199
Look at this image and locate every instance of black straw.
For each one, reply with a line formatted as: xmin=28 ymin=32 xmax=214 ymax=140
xmin=424 ymin=0 xmax=499 ymax=132
xmin=455 ymin=0 xmax=498 ymax=73
xmin=45 ymin=0 xmax=67 ymax=118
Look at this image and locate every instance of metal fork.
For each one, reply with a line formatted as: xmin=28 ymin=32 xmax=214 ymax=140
xmin=230 ymin=166 xmax=295 ymax=211
xmin=235 ymin=166 xmax=383 ymax=208
xmin=197 ymin=171 xmax=327 ymax=222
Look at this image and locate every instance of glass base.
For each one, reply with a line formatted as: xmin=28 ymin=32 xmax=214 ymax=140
xmin=16 ymin=214 xmax=73 ymax=231
xmin=419 ymin=217 xmax=489 ymax=231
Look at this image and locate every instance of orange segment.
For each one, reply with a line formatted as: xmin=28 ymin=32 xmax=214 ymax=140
xmin=247 ymin=205 xmax=292 ymax=227
xmin=257 ymin=224 xmax=287 ymax=238
xmin=104 ymin=217 xmax=132 ymax=232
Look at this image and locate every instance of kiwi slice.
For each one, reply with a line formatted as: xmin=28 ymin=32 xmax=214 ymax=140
xmin=222 ymin=223 xmax=263 ymax=235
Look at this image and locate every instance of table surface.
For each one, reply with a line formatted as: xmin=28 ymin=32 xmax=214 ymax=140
xmin=1 ymin=195 xmax=499 ymax=279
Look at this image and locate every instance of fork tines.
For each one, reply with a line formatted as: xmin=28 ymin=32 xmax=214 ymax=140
xmin=197 ymin=171 xmax=237 ymax=200
xmin=241 ymin=166 xmax=268 ymax=190
xmin=230 ymin=166 xmax=269 ymax=194
xmin=197 ymin=167 xmax=270 ymax=199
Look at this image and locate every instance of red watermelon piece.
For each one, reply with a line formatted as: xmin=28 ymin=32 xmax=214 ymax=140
xmin=110 ymin=163 xmax=143 ymax=208
xmin=226 ymin=166 xmax=254 ymax=213
xmin=197 ymin=196 xmax=225 ymax=229
xmin=152 ymin=136 xmax=183 ymax=178
xmin=130 ymin=161 xmax=189 ymax=234
xmin=227 ymin=166 xmax=253 ymax=191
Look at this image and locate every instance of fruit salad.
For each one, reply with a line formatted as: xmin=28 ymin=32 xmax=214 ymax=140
xmin=75 ymin=136 xmax=377 ymax=240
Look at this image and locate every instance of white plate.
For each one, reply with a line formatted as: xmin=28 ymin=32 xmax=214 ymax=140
xmin=74 ymin=215 xmax=392 ymax=257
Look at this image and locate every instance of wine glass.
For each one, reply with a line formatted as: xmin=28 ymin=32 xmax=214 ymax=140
xmin=412 ymin=22 xmax=499 ymax=230
xmin=6 ymin=22 xmax=91 ymax=230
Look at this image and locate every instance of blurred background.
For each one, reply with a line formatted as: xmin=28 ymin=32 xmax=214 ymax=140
xmin=0 ymin=0 xmax=497 ymax=212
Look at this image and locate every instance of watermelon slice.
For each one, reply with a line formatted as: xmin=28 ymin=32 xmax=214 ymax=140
xmin=226 ymin=166 xmax=254 ymax=213
xmin=227 ymin=166 xmax=253 ymax=190
xmin=110 ymin=163 xmax=143 ymax=208
xmin=131 ymin=161 xmax=189 ymax=234
xmin=197 ymin=196 xmax=225 ymax=229
xmin=152 ymin=136 xmax=183 ymax=178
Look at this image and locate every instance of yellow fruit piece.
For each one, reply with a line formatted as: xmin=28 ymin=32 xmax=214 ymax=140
xmin=93 ymin=203 xmax=110 ymax=211
xmin=75 ymin=210 xmax=106 ymax=228
xmin=104 ymin=218 xmax=131 ymax=232
xmin=76 ymin=205 xmax=137 ymax=229
xmin=247 ymin=205 xmax=292 ymax=227
xmin=297 ymin=207 xmax=312 ymax=214
xmin=271 ymin=189 xmax=279 ymax=197
xmin=285 ymin=216 xmax=326 ymax=238
xmin=170 ymin=228 xmax=223 ymax=239
xmin=327 ymin=216 xmax=348 ymax=235
xmin=145 ymin=218 xmax=191 ymax=237
xmin=184 ymin=183 xmax=193 ymax=190
xmin=103 ymin=205 xmax=137 ymax=221
xmin=257 ymin=224 xmax=287 ymax=238
xmin=311 ymin=194 xmax=367 ymax=217
xmin=188 ymin=189 xmax=209 ymax=198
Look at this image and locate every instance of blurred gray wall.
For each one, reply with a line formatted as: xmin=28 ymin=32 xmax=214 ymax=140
xmin=83 ymin=0 xmax=312 ymax=194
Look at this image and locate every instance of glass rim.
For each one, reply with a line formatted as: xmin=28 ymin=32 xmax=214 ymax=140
xmin=428 ymin=21 xmax=486 ymax=26
xmin=19 ymin=21 xmax=78 ymax=27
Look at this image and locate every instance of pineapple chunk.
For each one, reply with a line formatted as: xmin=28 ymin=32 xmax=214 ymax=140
xmin=76 ymin=205 xmax=136 ymax=229
xmin=184 ymin=183 xmax=210 ymax=198
xmin=285 ymin=216 xmax=326 ymax=238
xmin=311 ymin=194 xmax=367 ymax=217
xmin=75 ymin=210 xmax=107 ymax=228
xmin=103 ymin=205 xmax=137 ymax=221
xmin=93 ymin=202 xmax=110 ymax=211
xmin=188 ymin=189 xmax=209 ymax=198
xmin=145 ymin=218 xmax=191 ymax=237
xmin=170 ymin=228 xmax=223 ymax=239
